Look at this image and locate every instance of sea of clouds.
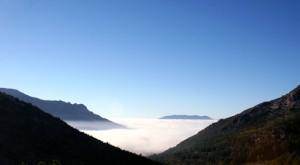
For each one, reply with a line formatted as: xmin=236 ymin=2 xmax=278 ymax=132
xmin=68 ymin=119 xmax=216 ymax=156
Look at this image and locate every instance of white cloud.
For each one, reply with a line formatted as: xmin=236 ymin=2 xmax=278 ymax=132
xmin=80 ymin=119 xmax=216 ymax=156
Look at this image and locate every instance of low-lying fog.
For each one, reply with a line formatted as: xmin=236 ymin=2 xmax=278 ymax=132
xmin=67 ymin=119 xmax=216 ymax=156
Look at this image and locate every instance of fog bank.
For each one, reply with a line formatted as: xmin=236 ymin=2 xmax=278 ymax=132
xmin=80 ymin=119 xmax=216 ymax=155
xmin=67 ymin=121 xmax=125 ymax=130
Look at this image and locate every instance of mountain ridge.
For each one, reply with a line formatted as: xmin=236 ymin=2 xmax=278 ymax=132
xmin=0 ymin=91 xmax=158 ymax=165
xmin=152 ymin=85 xmax=300 ymax=165
xmin=0 ymin=88 xmax=123 ymax=129
xmin=160 ymin=115 xmax=212 ymax=120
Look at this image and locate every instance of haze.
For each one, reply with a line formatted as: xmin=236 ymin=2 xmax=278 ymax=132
xmin=68 ymin=119 xmax=217 ymax=155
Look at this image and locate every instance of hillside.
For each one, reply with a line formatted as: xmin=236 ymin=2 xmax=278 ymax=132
xmin=0 ymin=88 xmax=123 ymax=128
xmin=160 ymin=115 xmax=212 ymax=120
xmin=152 ymin=85 xmax=300 ymax=165
xmin=0 ymin=92 xmax=158 ymax=165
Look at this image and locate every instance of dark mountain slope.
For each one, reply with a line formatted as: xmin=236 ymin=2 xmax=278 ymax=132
xmin=152 ymin=85 xmax=300 ymax=165
xmin=0 ymin=88 xmax=123 ymax=128
xmin=0 ymin=92 xmax=158 ymax=165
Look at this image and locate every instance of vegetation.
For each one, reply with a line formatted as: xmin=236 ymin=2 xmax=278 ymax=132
xmin=19 ymin=160 xmax=61 ymax=165
xmin=0 ymin=92 xmax=159 ymax=165
xmin=151 ymin=85 xmax=300 ymax=165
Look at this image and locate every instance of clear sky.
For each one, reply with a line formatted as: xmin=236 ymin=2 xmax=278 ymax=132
xmin=0 ymin=0 xmax=299 ymax=119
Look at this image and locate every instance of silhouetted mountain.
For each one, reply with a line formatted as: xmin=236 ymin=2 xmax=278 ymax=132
xmin=160 ymin=115 xmax=212 ymax=120
xmin=0 ymin=92 xmax=159 ymax=165
xmin=0 ymin=88 xmax=123 ymax=129
xmin=152 ymin=85 xmax=300 ymax=165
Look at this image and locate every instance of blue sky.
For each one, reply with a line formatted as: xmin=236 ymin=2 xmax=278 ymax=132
xmin=0 ymin=0 xmax=299 ymax=119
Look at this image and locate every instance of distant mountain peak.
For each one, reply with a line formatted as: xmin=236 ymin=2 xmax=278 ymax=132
xmin=0 ymin=88 xmax=22 ymax=95
xmin=0 ymin=88 xmax=102 ymax=121
xmin=152 ymin=85 xmax=300 ymax=165
xmin=0 ymin=88 xmax=124 ymax=129
xmin=160 ymin=115 xmax=212 ymax=120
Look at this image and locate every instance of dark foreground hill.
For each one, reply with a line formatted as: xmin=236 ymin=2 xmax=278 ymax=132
xmin=0 ymin=88 xmax=123 ymax=129
xmin=152 ymin=85 xmax=300 ymax=165
xmin=0 ymin=92 xmax=158 ymax=165
xmin=160 ymin=115 xmax=212 ymax=120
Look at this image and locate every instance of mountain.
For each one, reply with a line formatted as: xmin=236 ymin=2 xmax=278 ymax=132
xmin=160 ymin=115 xmax=212 ymax=120
xmin=0 ymin=91 xmax=159 ymax=165
xmin=0 ymin=88 xmax=123 ymax=129
xmin=152 ymin=85 xmax=300 ymax=165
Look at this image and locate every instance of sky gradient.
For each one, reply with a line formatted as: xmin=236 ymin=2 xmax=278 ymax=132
xmin=1 ymin=0 xmax=300 ymax=119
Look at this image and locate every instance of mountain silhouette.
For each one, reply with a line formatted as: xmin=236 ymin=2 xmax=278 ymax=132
xmin=160 ymin=115 xmax=212 ymax=120
xmin=152 ymin=85 xmax=300 ymax=165
xmin=0 ymin=91 xmax=158 ymax=165
xmin=0 ymin=88 xmax=123 ymax=129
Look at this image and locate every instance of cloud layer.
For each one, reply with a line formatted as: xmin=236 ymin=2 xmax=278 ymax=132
xmin=79 ymin=119 xmax=216 ymax=155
